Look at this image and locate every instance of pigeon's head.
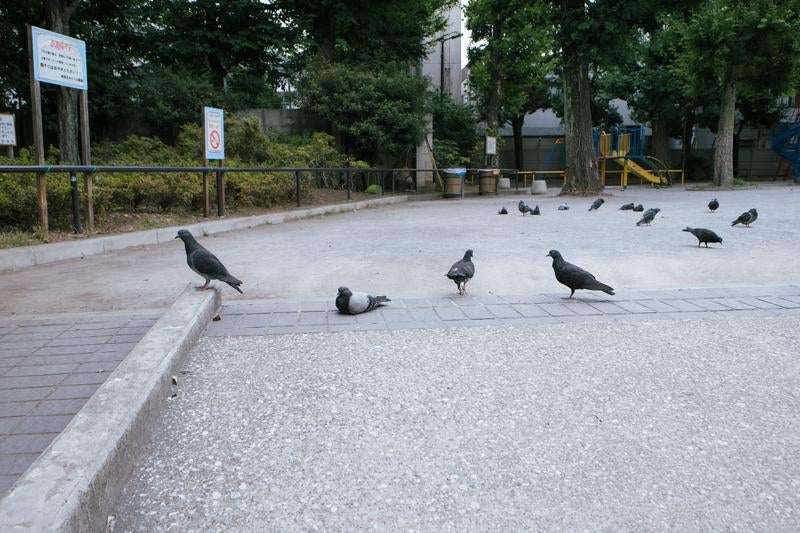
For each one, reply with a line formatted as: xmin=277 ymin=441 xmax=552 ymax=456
xmin=518 ymin=200 xmax=525 ymax=207
xmin=175 ymin=229 xmax=193 ymax=241
xmin=653 ymin=208 xmax=661 ymax=213
xmin=464 ymin=249 xmax=474 ymax=260
xmin=546 ymin=250 xmax=562 ymax=260
xmin=748 ymin=208 xmax=757 ymax=215
xmin=598 ymin=198 xmax=604 ymax=204
xmin=337 ymin=286 xmax=352 ymax=297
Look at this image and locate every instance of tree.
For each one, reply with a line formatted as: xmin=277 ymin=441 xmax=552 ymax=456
xmin=678 ymin=0 xmax=800 ymax=186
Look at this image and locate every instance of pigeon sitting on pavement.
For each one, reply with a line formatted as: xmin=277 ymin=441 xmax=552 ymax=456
xmin=636 ymin=207 xmax=660 ymax=226
xmin=619 ymin=203 xmax=634 ymax=210
xmin=518 ymin=200 xmax=535 ymax=216
xmin=446 ymin=249 xmax=475 ymax=296
xmin=708 ymin=198 xmax=719 ymax=212
xmin=747 ymin=208 xmax=758 ymax=224
xmin=532 ymin=205 xmax=540 ymax=215
xmin=683 ymin=227 xmax=723 ymax=247
xmin=335 ymin=287 xmax=390 ymax=314
xmin=588 ymin=198 xmax=605 ymax=211
xmin=558 ymin=203 xmax=569 ymax=211
xmin=632 ymin=204 xmax=644 ymax=212
xmin=175 ymin=229 xmax=243 ymax=293
xmin=546 ymin=250 xmax=615 ymax=299
xmin=498 ymin=206 xmax=508 ymax=215
xmin=731 ymin=209 xmax=754 ymax=227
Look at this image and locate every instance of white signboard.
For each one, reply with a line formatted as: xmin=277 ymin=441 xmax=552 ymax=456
xmin=0 ymin=114 xmax=16 ymax=146
xmin=31 ymin=26 xmax=88 ymax=91
xmin=204 ymin=107 xmax=225 ymax=160
xmin=486 ymin=135 xmax=497 ymax=155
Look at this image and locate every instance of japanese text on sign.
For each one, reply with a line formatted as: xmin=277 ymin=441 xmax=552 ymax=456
xmin=0 ymin=114 xmax=16 ymax=146
xmin=31 ymin=26 xmax=88 ymax=91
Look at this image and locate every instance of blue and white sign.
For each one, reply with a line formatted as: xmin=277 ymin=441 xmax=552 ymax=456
xmin=204 ymin=107 xmax=225 ymax=160
xmin=31 ymin=26 xmax=88 ymax=90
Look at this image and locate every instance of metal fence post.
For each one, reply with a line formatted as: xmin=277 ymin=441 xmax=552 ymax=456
xmin=69 ymin=171 xmax=82 ymax=234
xmin=216 ymin=168 xmax=224 ymax=216
xmin=295 ymin=170 xmax=301 ymax=207
xmin=346 ymin=171 xmax=351 ymax=200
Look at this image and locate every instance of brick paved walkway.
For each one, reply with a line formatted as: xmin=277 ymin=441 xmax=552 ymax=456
xmin=0 ymin=310 xmax=163 ymax=495
xmin=205 ymin=285 xmax=800 ymax=337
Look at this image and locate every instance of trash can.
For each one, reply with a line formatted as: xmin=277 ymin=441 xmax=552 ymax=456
xmin=478 ymin=168 xmax=499 ymax=195
xmin=442 ymin=168 xmax=466 ymax=198
xmin=532 ymin=179 xmax=547 ymax=194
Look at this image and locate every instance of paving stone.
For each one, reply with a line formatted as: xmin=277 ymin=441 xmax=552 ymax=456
xmin=239 ymin=315 xmax=272 ymax=328
xmin=713 ymin=298 xmax=757 ymax=310
xmin=45 ymin=336 xmax=111 ymax=347
xmin=0 ymin=433 xmax=60 ymax=454
xmin=732 ymin=297 xmax=782 ymax=309
xmin=0 ymin=419 xmax=20 ymax=434
xmin=0 ymin=475 xmax=17 ymax=494
xmin=779 ymin=295 xmax=800 ymax=305
xmin=272 ymin=302 xmax=300 ymax=313
xmin=0 ymin=453 xmax=38 ymax=475
xmin=60 ymin=371 xmax=112 ymax=386
xmin=3 ymin=364 xmax=79 ymax=378
xmin=0 ymin=402 xmax=38 ymax=417
xmin=222 ymin=328 xmax=268 ymax=337
xmin=460 ymin=306 xmax=495 ymax=320
xmin=381 ymin=309 xmax=414 ymax=325
xmin=327 ymin=312 xmax=357 ymax=325
xmin=124 ymin=318 xmax=160 ymax=328
xmin=660 ymin=299 xmax=707 ymax=312
xmin=434 ymin=307 xmax=468 ymax=321
xmin=87 ymin=351 xmax=128 ymax=363
xmin=47 ymin=384 xmax=100 ymax=400
xmin=477 ymin=295 xmax=506 ymax=305
xmin=0 ymin=374 xmax=66 ymax=390
xmin=428 ymin=298 xmax=458 ymax=308
xmin=755 ymin=296 xmax=799 ymax=308
xmin=613 ymin=301 xmax=656 ymax=314
xmin=637 ymin=300 xmax=680 ymax=313
xmin=13 ymin=324 xmax=71 ymax=335
xmin=538 ymin=303 xmax=576 ymax=317
xmin=561 ymin=303 xmax=604 ymax=316
xmin=33 ymin=345 xmax=98 ymax=356
xmin=0 ymin=340 xmax=49 ymax=350
xmin=267 ymin=325 xmax=327 ymax=335
xmin=299 ymin=301 xmax=330 ymax=312
xmin=222 ymin=302 xmax=276 ymax=315
xmin=28 ymin=398 xmax=89 ymax=416
xmin=0 ymin=357 xmax=22 ymax=368
xmin=75 ymin=362 xmax=116 ymax=374
xmin=408 ymin=308 xmax=440 ymax=322
xmin=0 ymin=347 xmax=36 ymax=358
xmin=685 ymin=299 xmax=734 ymax=311
xmin=74 ymin=320 xmax=130 ymax=331
xmin=8 ymin=415 xmax=72 ymax=435
xmin=95 ymin=342 xmax=138 ymax=354
xmin=486 ymin=305 xmax=522 ymax=319
xmin=356 ymin=312 xmax=385 ymax=326
xmin=115 ymin=326 xmax=152 ymax=336
xmin=22 ymin=354 xmax=94 ymax=367
xmin=57 ymin=328 xmax=119 ymax=339
xmin=511 ymin=304 xmax=548 ymax=318
xmin=298 ymin=312 xmax=328 ymax=326
xmin=270 ymin=313 xmax=299 ymax=327
xmin=399 ymin=298 xmax=429 ymax=308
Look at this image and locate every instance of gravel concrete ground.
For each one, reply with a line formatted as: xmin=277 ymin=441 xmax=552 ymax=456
xmin=1 ymin=184 xmax=798 ymax=316
xmin=113 ymin=316 xmax=800 ymax=531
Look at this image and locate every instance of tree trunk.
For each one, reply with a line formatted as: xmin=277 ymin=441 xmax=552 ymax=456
xmin=680 ymin=111 xmax=694 ymax=179
xmin=45 ymin=0 xmax=81 ymax=164
xmin=511 ymin=115 xmax=524 ymax=170
xmin=485 ymin=17 xmax=502 ymax=167
xmin=561 ymin=8 xmax=599 ymax=194
xmin=651 ymin=119 xmax=671 ymax=166
xmin=713 ymin=63 xmax=736 ymax=187
xmin=313 ymin=7 xmax=336 ymax=62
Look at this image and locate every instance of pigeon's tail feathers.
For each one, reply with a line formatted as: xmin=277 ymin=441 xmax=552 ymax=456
xmin=682 ymin=226 xmax=692 ymax=233
xmin=590 ymin=281 xmax=615 ymax=295
xmin=731 ymin=220 xmax=739 ymax=226
xmin=376 ymin=296 xmax=391 ymax=304
xmin=221 ymin=275 xmax=243 ymax=293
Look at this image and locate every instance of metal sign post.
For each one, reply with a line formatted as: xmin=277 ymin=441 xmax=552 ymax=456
xmin=203 ymin=106 xmax=225 ymax=216
xmin=28 ymin=25 xmax=90 ymax=235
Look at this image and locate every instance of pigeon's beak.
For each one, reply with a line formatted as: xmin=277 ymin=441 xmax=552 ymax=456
xmin=174 ymin=235 xmax=179 ymax=239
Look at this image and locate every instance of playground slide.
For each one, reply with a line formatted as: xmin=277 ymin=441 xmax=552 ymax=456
xmin=613 ymin=157 xmax=667 ymax=186
xmin=772 ymin=121 xmax=800 ymax=179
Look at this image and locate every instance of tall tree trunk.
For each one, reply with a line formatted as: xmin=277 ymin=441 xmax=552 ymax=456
xmin=511 ymin=115 xmax=524 ymax=170
xmin=680 ymin=111 xmax=694 ymax=179
xmin=714 ymin=63 xmax=736 ymax=187
xmin=485 ymin=17 xmax=502 ymax=167
xmin=313 ymin=7 xmax=336 ymax=62
xmin=651 ymin=119 xmax=671 ymax=165
xmin=45 ymin=0 xmax=81 ymax=164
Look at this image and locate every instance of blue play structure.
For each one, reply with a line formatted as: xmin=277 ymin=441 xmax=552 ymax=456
xmin=772 ymin=116 xmax=800 ymax=181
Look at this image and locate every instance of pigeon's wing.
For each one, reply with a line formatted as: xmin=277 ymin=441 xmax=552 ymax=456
xmin=347 ymin=292 xmax=372 ymax=314
xmin=447 ymin=259 xmax=474 ymax=280
xmin=190 ymin=249 xmax=230 ymax=279
xmin=561 ymin=260 xmax=597 ymax=283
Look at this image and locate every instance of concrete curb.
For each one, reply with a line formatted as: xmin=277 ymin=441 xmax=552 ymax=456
xmin=0 ymin=284 xmax=220 ymax=532
xmin=0 ymin=195 xmax=407 ymax=273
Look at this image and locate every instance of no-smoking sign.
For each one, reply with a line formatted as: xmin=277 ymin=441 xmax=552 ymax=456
xmin=203 ymin=107 xmax=225 ymax=160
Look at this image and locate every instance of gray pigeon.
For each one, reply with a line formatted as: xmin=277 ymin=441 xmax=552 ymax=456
xmin=747 ymin=208 xmax=758 ymax=224
xmin=731 ymin=210 xmax=754 ymax=227
xmin=498 ymin=206 xmax=508 ymax=215
xmin=558 ymin=203 xmax=569 ymax=211
xmin=619 ymin=203 xmax=634 ymax=210
xmin=636 ymin=207 xmax=661 ymax=226
xmin=335 ymin=287 xmax=390 ymax=314
xmin=518 ymin=200 xmax=535 ymax=216
xmin=546 ymin=250 xmax=615 ymax=299
xmin=446 ymin=249 xmax=475 ymax=296
xmin=683 ymin=227 xmax=723 ymax=247
xmin=632 ymin=204 xmax=644 ymax=212
xmin=708 ymin=198 xmax=719 ymax=212
xmin=588 ymin=198 xmax=605 ymax=211
xmin=532 ymin=205 xmax=540 ymax=215
xmin=175 ymin=229 xmax=243 ymax=293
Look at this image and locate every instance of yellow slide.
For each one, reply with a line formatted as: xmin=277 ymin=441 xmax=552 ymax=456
xmin=614 ymin=157 xmax=667 ymax=186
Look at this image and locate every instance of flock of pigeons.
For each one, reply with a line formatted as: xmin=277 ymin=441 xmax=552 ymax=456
xmin=174 ymin=196 xmax=760 ymax=316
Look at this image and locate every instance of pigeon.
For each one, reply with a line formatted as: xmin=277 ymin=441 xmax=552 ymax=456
xmin=498 ymin=206 xmax=508 ymax=215
xmin=731 ymin=210 xmax=754 ymax=227
xmin=683 ymin=227 xmax=723 ymax=247
xmin=747 ymin=208 xmax=758 ymax=224
xmin=558 ymin=203 xmax=569 ymax=211
xmin=632 ymin=204 xmax=644 ymax=212
xmin=446 ymin=249 xmax=475 ymax=296
xmin=546 ymin=250 xmax=615 ymax=299
xmin=175 ymin=229 xmax=243 ymax=293
xmin=708 ymin=198 xmax=719 ymax=212
xmin=636 ymin=207 xmax=660 ymax=226
xmin=619 ymin=203 xmax=635 ymax=210
xmin=335 ymin=287 xmax=390 ymax=315
xmin=518 ymin=200 xmax=535 ymax=216
xmin=588 ymin=198 xmax=605 ymax=211
xmin=532 ymin=205 xmax=540 ymax=215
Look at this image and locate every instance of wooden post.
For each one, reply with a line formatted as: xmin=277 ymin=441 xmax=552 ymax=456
xmin=4 ymin=146 xmax=12 ymax=158
xmin=201 ymin=106 xmax=209 ymax=217
xmin=79 ymin=90 xmax=93 ymax=232
xmin=27 ymin=25 xmax=48 ymax=235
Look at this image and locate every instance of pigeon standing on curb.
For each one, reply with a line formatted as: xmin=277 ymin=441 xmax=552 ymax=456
xmin=518 ymin=200 xmax=535 ymax=216
xmin=731 ymin=210 xmax=754 ymax=227
xmin=619 ymin=203 xmax=634 ymax=210
xmin=446 ymin=249 xmax=475 ymax=296
xmin=546 ymin=250 xmax=615 ymax=299
xmin=175 ymin=229 xmax=243 ymax=293
xmin=335 ymin=287 xmax=390 ymax=314
xmin=683 ymin=227 xmax=723 ymax=247
xmin=708 ymin=198 xmax=719 ymax=212
xmin=588 ymin=198 xmax=605 ymax=211
xmin=636 ymin=207 xmax=660 ymax=226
